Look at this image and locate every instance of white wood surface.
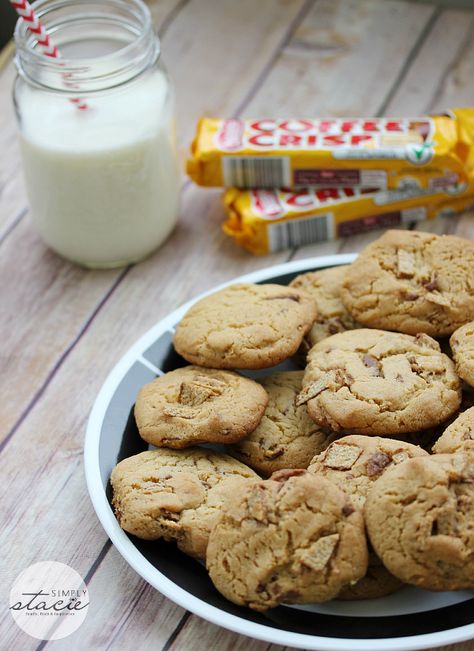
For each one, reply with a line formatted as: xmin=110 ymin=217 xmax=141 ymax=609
xmin=1 ymin=1 xmax=474 ymax=650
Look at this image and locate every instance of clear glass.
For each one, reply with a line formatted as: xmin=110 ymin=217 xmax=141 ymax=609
xmin=13 ymin=0 xmax=180 ymax=268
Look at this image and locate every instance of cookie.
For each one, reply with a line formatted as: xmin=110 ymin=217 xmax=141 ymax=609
xmin=341 ymin=230 xmax=474 ymax=336
xmin=289 ymin=266 xmax=358 ymax=350
xmin=365 ymin=452 xmax=474 ymax=591
xmin=110 ymin=448 xmax=258 ymax=559
xmin=173 ymin=283 xmax=317 ymax=369
xmin=230 ymin=371 xmax=338 ymax=476
xmin=309 ymin=435 xmax=427 ymax=600
xmin=450 ymin=321 xmax=474 ymax=387
xmin=298 ymin=329 xmax=461 ymax=436
xmin=432 ymin=407 xmax=474 ymax=454
xmin=399 ymin=391 xmax=474 ymax=452
xmin=308 ymin=435 xmax=428 ymax=509
xmin=337 ymin=551 xmax=403 ymax=601
xmin=135 ymin=366 xmax=268 ymax=448
xmin=206 ymin=469 xmax=368 ymax=611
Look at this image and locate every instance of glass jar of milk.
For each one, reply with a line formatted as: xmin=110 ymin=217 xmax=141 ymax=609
xmin=13 ymin=0 xmax=180 ymax=268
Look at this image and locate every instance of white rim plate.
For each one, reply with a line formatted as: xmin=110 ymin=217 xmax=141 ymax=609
xmin=85 ymin=254 xmax=474 ymax=651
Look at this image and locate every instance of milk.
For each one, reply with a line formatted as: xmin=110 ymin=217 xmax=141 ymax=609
xmin=17 ymin=69 xmax=180 ymax=267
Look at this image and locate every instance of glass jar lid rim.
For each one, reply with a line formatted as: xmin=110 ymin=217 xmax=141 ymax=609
xmin=14 ymin=0 xmax=160 ymax=92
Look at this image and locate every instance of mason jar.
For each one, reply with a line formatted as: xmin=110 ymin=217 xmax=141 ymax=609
xmin=13 ymin=0 xmax=180 ymax=268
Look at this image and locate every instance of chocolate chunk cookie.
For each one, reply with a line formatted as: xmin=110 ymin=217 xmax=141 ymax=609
xmin=110 ymin=448 xmax=258 ymax=559
xmin=308 ymin=435 xmax=428 ymax=509
xmin=365 ymin=452 xmax=474 ymax=591
xmin=309 ymin=435 xmax=427 ymax=600
xmin=298 ymin=329 xmax=461 ymax=435
xmin=450 ymin=321 xmax=474 ymax=387
xmin=341 ymin=230 xmax=474 ymax=336
xmin=173 ymin=283 xmax=316 ymax=369
xmin=206 ymin=469 xmax=368 ymax=610
xmin=432 ymin=407 xmax=474 ymax=454
xmin=230 ymin=371 xmax=338 ymax=476
xmin=337 ymin=551 xmax=403 ymax=601
xmin=396 ymin=391 xmax=474 ymax=452
xmin=289 ymin=266 xmax=358 ymax=350
xmin=135 ymin=366 xmax=268 ymax=448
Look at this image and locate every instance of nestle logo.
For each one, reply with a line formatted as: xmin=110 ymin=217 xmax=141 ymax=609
xmin=252 ymin=190 xmax=283 ymax=219
xmin=217 ymin=119 xmax=244 ymax=151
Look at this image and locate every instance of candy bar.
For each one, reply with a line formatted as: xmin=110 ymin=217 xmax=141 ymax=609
xmin=222 ymin=184 xmax=474 ymax=255
xmin=187 ymin=109 xmax=474 ymax=190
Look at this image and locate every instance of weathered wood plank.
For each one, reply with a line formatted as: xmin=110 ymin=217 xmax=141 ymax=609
xmin=167 ymin=615 xmax=286 ymax=651
xmin=244 ymin=0 xmax=434 ymax=117
xmin=384 ymin=8 xmax=474 ymax=241
xmin=246 ymin=0 xmax=435 ymax=262
xmin=2 ymin=2 xmax=474 ymax=650
xmin=383 ymin=9 xmax=474 ymax=114
xmin=425 ymin=643 xmax=474 ymax=651
xmin=163 ymin=0 xmax=308 ymax=149
xmin=0 ymin=0 xmax=305 ymax=441
xmin=0 ymin=219 xmax=123 ymax=439
xmin=40 ymin=3 xmax=474 ymax=650
xmin=46 ymin=547 xmax=186 ymax=651
xmin=0 ymin=1 xmax=308 ymax=648
xmin=295 ymin=6 xmax=474 ymax=260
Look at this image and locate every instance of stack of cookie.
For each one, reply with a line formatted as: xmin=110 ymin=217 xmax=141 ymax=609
xmin=111 ymin=229 xmax=474 ymax=612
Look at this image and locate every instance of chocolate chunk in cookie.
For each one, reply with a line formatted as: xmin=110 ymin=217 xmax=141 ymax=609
xmin=289 ymin=266 xmax=358 ymax=350
xmin=206 ymin=470 xmax=367 ymax=610
xmin=433 ymin=407 xmax=474 ymax=454
xmin=110 ymin=448 xmax=258 ymax=559
xmin=365 ymin=452 xmax=474 ymax=591
xmin=309 ymin=435 xmax=427 ymax=600
xmin=135 ymin=366 xmax=268 ymax=448
xmin=341 ymin=230 xmax=474 ymax=336
xmin=230 ymin=371 xmax=338 ymax=476
xmin=299 ymin=328 xmax=461 ymax=436
xmin=450 ymin=321 xmax=474 ymax=388
xmin=309 ymin=435 xmax=428 ymax=508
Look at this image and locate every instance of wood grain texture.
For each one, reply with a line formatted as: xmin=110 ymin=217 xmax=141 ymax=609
xmin=1 ymin=1 xmax=474 ymax=650
xmin=0 ymin=1 xmax=305 ymax=650
xmin=244 ymin=0 xmax=434 ymax=117
xmin=0 ymin=0 xmax=304 ymax=443
xmin=383 ymin=9 xmax=474 ymax=114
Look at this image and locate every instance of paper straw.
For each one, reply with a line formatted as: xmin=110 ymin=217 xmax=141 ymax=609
xmin=11 ymin=0 xmax=88 ymax=110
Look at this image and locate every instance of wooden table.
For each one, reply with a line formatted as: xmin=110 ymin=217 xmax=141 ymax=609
xmin=2 ymin=0 xmax=474 ymax=649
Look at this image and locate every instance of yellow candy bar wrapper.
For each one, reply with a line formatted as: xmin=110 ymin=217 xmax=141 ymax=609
xmin=223 ymin=185 xmax=474 ymax=255
xmin=188 ymin=109 xmax=474 ymax=190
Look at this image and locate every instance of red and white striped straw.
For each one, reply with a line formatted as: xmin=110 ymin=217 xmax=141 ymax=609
xmin=11 ymin=0 xmax=88 ymax=110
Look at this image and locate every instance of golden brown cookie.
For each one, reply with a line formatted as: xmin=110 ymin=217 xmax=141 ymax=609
xmin=365 ymin=452 xmax=474 ymax=591
xmin=341 ymin=230 xmax=474 ymax=336
xmin=134 ymin=366 xmax=268 ymax=448
xmin=308 ymin=435 xmax=428 ymax=509
xmin=110 ymin=448 xmax=258 ymax=559
xmin=337 ymin=551 xmax=403 ymax=601
xmin=432 ymin=407 xmax=474 ymax=454
xmin=173 ymin=283 xmax=316 ymax=369
xmin=399 ymin=391 xmax=474 ymax=452
xmin=206 ymin=469 xmax=368 ymax=611
xmin=289 ymin=266 xmax=358 ymax=350
xmin=309 ymin=435 xmax=427 ymax=600
xmin=298 ymin=329 xmax=461 ymax=436
xmin=450 ymin=321 xmax=474 ymax=387
xmin=230 ymin=371 xmax=337 ymax=476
